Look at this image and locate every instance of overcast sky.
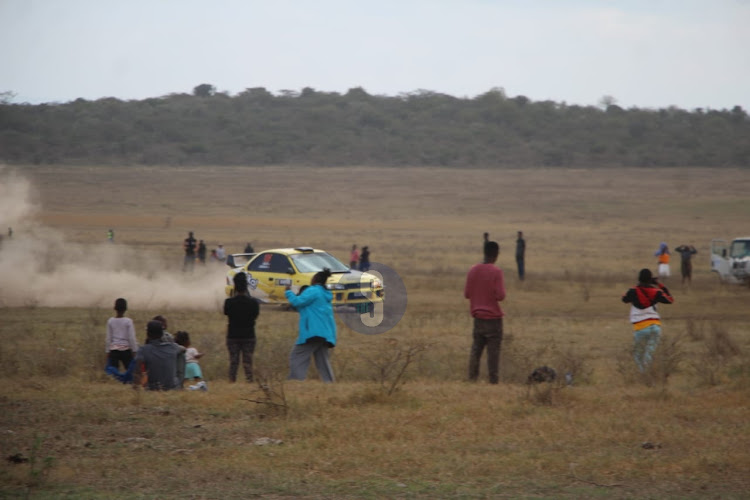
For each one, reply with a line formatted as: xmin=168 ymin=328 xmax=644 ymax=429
xmin=1 ymin=0 xmax=749 ymax=110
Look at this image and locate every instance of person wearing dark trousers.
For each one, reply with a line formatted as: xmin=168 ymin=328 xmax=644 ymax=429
xmin=675 ymin=244 xmax=697 ymax=285
xmin=464 ymin=241 xmax=506 ymax=384
xmin=106 ymin=298 xmax=138 ymax=372
xmin=223 ymin=272 xmax=260 ymax=382
xmin=183 ymin=231 xmax=197 ymax=272
xmin=515 ymin=231 xmax=526 ymax=281
xmin=359 ymin=246 xmax=370 ymax=272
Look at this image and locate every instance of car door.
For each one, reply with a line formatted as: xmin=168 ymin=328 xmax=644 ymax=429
xmin=710 ymin=239 xmax=729 ymax=281
xmin=246 ymin=252 xmax=294 ymax=303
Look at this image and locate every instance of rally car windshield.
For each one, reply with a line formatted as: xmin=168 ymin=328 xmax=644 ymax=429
xmin=290 ymin=252 xmax=350 ymax=273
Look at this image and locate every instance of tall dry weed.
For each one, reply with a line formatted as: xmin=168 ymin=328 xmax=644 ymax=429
xmin=245 ymin=334 xmax=293 ymax=417
xmin=616 ymin=333 xmax=684 ymax=387
xmin=685 ymin=317 xmax=706 ymax=342
xmin=690 ymin=323 xmax=742 ymax=386
xmin=501 ymin=337 xmax=591 ymax=387
xmin=355 ymin=337 xmax=431 ymax=395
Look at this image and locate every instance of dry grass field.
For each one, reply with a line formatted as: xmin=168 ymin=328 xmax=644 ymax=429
xmin=1 ymin=165 xmax=750 ymax=499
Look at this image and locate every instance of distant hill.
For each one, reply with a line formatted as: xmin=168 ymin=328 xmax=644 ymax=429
xmin=1 ymin=86 xmax=748 ymax=167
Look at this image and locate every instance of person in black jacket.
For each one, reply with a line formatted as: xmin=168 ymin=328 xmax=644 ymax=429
xmin=223 ymin=272 xmax=260 ymax=382
xmin=515 ymin=231 xmax=526 ymax=281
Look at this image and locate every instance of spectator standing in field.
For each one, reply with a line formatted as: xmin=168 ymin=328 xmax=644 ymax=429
xmin=675 ymin=244 xmax=698 ymax=285
xmin=107 ymin=229 xmax=114 ymax=243
xmin=654 ymin=242 xmax=671 ymax=279
xmin=284 ymin=270 xmax=337 ymax=382
xmin=464 ymin=241 xmax=506 ymax=384
xmin=349 ymin=244 xmax=359 ymax=269
xmin=106 ymin=298 xmax=138 ymax=372
xmin=515 ymin=231 xmax=526 ymax=281
xmin=244 ymin=242 xmax=254 ymax=254
xmin=359 ymin=246 xmax=370 ymax=272
xmin=133 ymin=320 xmax=184 ymax=391
xmin=175 ymin=331 xmax=207 ymax=391
xmin=622 ymin=268 xmax=674 ymax=372
xmin=197 ymin=240 xmax=207 ymax=265
xmin=224 ymin=272 xmax=260 ymax=382
xmin=183 ymin=231 xmax=197 ymax=272
xmin=216 ymin=244 xmax=226 ymax=262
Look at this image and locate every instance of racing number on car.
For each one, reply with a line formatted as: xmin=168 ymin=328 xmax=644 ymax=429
xmin=245 ymin=272 xmax=259 ymax=290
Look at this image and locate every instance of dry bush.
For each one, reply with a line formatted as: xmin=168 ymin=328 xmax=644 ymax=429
xmin=690 ymin=323 xmax=742 ymax=386
xmin=524 ymin=381 xmax=562 ymax=405
xmin=80 ymin=308 xmax=109 ymax=382
xmin=500 ymin=337 xmax=591 ymax=387
xmin=244 ymin=334 xmax=292 ymax=417
xmin=685 ymin=317 xmax=707 ymax=342
xmin=355 ymin=337 xmax=431 ymax=395
xmin=616 ymin=333 xmax=684 ymax=387
xmin=498 ymin=334 xmax=535 ymax=384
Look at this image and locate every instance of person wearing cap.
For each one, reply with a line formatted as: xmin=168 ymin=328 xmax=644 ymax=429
xmin=133 ymin=320 xmax=185 ymax=391
xmin=621 ymin=268 xmax=674 ymax=372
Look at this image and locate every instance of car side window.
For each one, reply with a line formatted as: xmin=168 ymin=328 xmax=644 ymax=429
xmin=249 ymin=253 xmax=273 ymax=272
xmin=248 ymin=253 xmax=291 ymax=273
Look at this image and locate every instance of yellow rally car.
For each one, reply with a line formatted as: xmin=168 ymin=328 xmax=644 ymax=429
xmin=225 ymin=247 xmax=384 ymax=307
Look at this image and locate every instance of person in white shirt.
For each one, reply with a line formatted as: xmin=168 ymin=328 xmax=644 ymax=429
xmin=215 ymin=244 xmax=226 ymax=262
xmin=105 ymin=298 xmax=138 ymax=371
xmin=175 ymin=331 xmax=207 ymax=391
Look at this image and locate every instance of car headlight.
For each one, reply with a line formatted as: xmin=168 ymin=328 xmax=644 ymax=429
xmin=326 ymin=283 xmax=346 ymax=290
xmin=370 ymin=279 xmax=383 ymax=289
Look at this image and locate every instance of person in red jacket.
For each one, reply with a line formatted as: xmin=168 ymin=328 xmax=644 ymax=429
xmin=464 ymin=241 xmax=506 ymax=384
xmin=622 ymin=268 xmax=674 ymax=372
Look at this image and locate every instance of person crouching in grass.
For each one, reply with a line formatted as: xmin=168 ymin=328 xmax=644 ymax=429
xmin=133 ymin=320 xmax=184 ymax=391
xmin=175 ymin=331 xmax=207 ymax=391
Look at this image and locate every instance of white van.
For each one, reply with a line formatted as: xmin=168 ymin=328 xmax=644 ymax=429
xmin=711 ymin=237 xmax=750 ymax=284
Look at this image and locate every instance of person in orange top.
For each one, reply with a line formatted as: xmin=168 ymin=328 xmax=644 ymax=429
xmin=654 ymin=242 xmax=670 ymax=279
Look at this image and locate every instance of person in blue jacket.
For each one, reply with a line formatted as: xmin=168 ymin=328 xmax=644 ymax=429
xmin=284 ymin=269 xmax=337 ymax=382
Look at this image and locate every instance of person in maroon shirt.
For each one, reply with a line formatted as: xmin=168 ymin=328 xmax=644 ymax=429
xmin=464 ymin=241 xmax=506 ymax=384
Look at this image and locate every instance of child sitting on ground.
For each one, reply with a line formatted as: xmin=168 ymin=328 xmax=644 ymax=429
xmin=175 ymin=331 xmax=207 ymax=391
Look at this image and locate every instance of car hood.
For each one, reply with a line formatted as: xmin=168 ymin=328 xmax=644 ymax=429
xmin=328 ymin=269 xmax=379 ymax=285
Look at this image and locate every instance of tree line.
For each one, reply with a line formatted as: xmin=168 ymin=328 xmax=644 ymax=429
xmin=0 ymin=86 xmax=748 ymax=167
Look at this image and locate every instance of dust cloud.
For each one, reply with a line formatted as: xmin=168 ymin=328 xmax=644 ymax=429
xmin=0 ymin=168 xmax=225 ymax=310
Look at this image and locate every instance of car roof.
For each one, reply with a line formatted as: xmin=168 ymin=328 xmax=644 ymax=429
xmin=257 ymin=247 xmax=325 ymax=255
